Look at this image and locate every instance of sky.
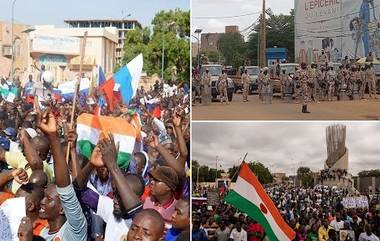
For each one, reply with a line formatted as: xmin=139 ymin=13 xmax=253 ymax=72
xmin=192 ymin=122 xmax=380 ymax=176
xmin=192 ymin=0 xmax=294 ymax=37
xmin=0 ymin=0 xmax=189 ymax=27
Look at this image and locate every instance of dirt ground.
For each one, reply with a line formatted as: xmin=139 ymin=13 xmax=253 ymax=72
xmin=192 ymin=94 xmax=380 ymax=120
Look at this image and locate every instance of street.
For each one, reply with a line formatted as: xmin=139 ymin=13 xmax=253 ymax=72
xmin=192 ymin=93 xmax=380 ymax=120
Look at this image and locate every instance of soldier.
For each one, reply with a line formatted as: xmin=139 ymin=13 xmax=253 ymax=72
xmin=192 ymin=70 xmax=202 ymax=105
xmin=257 ymin=69 xmax=264 ymax=101
xmin=279 ymin=69 xmax=289 ymax=99
xmin=201 ymin=68 xmax=212 ymax=104
xmin=326 ymin=65 xmax=336 ymax=101
xmin=366 ymin=63 xmax=377 ymax=99
xmin=319 ymin=49 xmax=328 ymax=67
xmin=241 ymin=69 xmax=250 ymax=102
xmin=261 ymin=67 xmax=272 ymax=104
xmin=360 ymin=65 xmax=367 ymax=99
xmin=296 ymin=63 xmax=310 ymax=113
xmin=344 ymin=65 xmax=352 ymax=99
xmin=319 ymin=67 xmax=327 ymax=101
xmin=293 ymin=67 xmax=302 ymax=103
xmin=351 ymin=65 xmax=362 ymax=100
xmin=308 ymin=63 xmax=318 ymax=102
xmin=336 ymin=65 xmax=345 ymax=100
xmin=218 ymin=70 xmax=228 ymax=104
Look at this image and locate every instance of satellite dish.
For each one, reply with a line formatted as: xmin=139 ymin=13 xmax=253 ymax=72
xmin=42 ymin=71 xmax=54 ymax=84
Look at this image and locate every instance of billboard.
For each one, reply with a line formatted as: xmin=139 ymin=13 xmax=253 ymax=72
xmin=295 ymin=0 xmax=380 ymax=63
xmin=30 ymin=34 xmax=80 ymax=55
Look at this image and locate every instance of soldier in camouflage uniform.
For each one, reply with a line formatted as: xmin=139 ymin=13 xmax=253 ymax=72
xmin=326 ymin=65 xmax=337 ymax=101
xmin=336 ymin=65 xmax=345 ymax=100
xmin=279 ymin=69 xmax=290 ymax=100
xmin=366 ymin=63 xmax=378 ymax=99
xmin=293 ymin=67 xmax=302 ymax=103
xmin=308 ymin=63 xmax=319 ymax=102
xmin=351 ymin=65 xmax=362 ymax=100
xmin=360 ymin=66 xmax=367 ymax=99
xmin=201 ymin=68 xmax=212 ymax=105
xmin=261 ymin=68 xmax=273 ymax=104
xmin=296 ymin=63 xmax=310 ymax=113
xmin=241 ymin=69 xmax=250 ymax=102
xmin=319 ymin=67 xmax=327 ymax=101
xmin=218 ymin=70 xmax=228 ymax=104
xmin=257 ymin=69 xmax=264 ymax=101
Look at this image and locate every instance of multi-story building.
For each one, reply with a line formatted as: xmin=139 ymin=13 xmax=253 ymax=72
xmin=64 ymin=19 xmax=142 ymax=64
xmin=0 ymin=21 xmax=33 ymax=79
xmin=29 ymin=25 xmax=118 ymax=82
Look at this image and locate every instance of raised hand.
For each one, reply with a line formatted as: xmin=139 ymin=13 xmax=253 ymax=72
xmin=172 ymin=112 xmax=182 ymax=127
xmin=66 ymin=129 xmax=78 ymax=146
xmin=146 ymin=134 xmax=159 ymax=149
xmin=98 ymin=134 xmax=118 ymax=169
xmin=18 ymin=217 xmax=33 ymax=241
xmin=18 ymin=128 xmax=30 ymax=145
xmin=34 ymin=96 xmax=58 ymax=136
xmin=12 ymin=168 xmax=28 ymax=184
xmin=90 ymin=146 xmax=105 ymax=168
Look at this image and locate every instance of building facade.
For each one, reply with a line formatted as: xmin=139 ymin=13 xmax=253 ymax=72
xmin=0 ymin=21 xmax=32 ymax=79
xmin=30 ymin=25 xmax=118 ymax=83
xmin=64 ymin=19 xmax=142 ymax=64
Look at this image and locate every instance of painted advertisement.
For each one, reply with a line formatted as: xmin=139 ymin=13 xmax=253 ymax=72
xmin=295 ymin=0 xmax=380 ymax=63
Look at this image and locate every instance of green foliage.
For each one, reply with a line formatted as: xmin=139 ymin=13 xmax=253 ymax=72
xmin=122 ymin=9 xmax=190 ymax=82
xmin=218 ymin=33 xmax=246 ymax=67
xmin=218 ymin=8 xmax=295 ymax=67
xmin=297 ymin=166 xmax=314 ymax=188
xmin=192 ymin=160 xmax=222 ymax=183
xmin=358 ymin=169 xmax=380 ymax=177
xmin=227 ymin=161 xmax=273 ymax=184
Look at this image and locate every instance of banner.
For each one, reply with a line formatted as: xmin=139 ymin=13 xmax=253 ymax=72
xmin=341 ymin=195 xmax=369 ymax=208
xmin=295 ymin=0 xmax=380 ymax=63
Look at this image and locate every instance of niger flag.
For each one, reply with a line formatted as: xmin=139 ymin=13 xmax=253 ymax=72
xmin=225 ymin=162 xmax=295 ymax=241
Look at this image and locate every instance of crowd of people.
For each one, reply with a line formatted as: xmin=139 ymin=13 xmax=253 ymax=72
xmin=0 ymin=65 xmax=190 ymax=241
xmin=192 ymin=184 xmax=380 ymax=241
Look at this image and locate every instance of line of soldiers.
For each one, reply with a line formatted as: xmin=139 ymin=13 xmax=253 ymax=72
xmin=255 ymin=62 xmax=378 ymax=113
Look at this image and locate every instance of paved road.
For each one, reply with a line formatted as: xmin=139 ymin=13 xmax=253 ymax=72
xmin=192 ymin=94 xmax=380 ymax=120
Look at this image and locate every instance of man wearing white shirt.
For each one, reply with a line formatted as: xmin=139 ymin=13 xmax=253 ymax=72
xmin=359 ymin=225 xmax=379 ymax=241
xmin=229 ymin=222 xmax=247 ymax=241
xmin=330 ymin=212 xmax=344 ymax=231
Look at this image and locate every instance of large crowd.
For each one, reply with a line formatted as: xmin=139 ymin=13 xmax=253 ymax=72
xmin=192 ymin=184 xmax=380 ymax=241
xmin=0 ymin=65 xmax=190 ymax=241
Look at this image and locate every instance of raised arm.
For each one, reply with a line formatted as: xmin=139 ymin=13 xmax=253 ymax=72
xmin=172 ymin=113 xmax=188 ymax=162
xmin=148 ymin=135 xmax=185 ymax=177
xmin=35 ymin=98 xmax=70 ymax=188
xmin=98 ymin=134 xmax=141 ymax=210
xmin=19 ymin=129 xmax=43 ymax=171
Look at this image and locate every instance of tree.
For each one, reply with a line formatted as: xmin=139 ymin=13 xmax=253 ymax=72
xmin=192 ymin=160 xmax=222 ymax=183
xmin=218 ymin=32 xmax=246 ymax=67
xmin=121 ymin=9 xmax=190 ymax=82
xmin=246 ymin=8 xmax=295 ymax=64
xmin=297 ymin=166 xmax=314 ymax=188
xmin=358 ymin=169 xmax=380 ymax=177
xmin=227 ymin=161 xmax=273 ymax=184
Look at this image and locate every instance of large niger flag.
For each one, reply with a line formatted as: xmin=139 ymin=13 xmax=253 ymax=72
xmin=225 ymin=162 xmax=295 ymax=241
xmin=76 ymin=113 xmax=137 ymax=169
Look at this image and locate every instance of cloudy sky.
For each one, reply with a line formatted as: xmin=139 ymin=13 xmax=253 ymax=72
xmin=192 ymin=122 xmax=380 ymax=176
xmin=0 ymin=0 xmax=188 ymax=27
xmin=192 ymin=0 xmax=294 ymax=37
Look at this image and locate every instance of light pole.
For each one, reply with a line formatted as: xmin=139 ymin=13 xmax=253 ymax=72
xmin=11 ymin=0 xmax=17 ymax=82
xmin=161 ymin=21 xmax=175 ymax=81
xmin=194 ymin=28 xmax=202 ymax=67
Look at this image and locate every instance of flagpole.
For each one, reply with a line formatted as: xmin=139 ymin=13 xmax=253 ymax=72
xmin=231 ymin=152 xmax=248 ymax=181
xmin=66 ymin=31 xmax=88 ymax=163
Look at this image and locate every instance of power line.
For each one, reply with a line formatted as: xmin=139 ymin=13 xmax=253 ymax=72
xmin=193 ymin=11 xmax=261 ymax=20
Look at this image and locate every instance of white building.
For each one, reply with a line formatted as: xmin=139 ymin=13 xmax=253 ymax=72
xmin=64 ymin=19 xmax=142 ymax=64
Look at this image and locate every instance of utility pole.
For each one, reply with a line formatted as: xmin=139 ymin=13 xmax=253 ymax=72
xmin=259 ymin=0 xmax=266 ymax=68
xmin=11 ymin=0 xmax=17 ymax=82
